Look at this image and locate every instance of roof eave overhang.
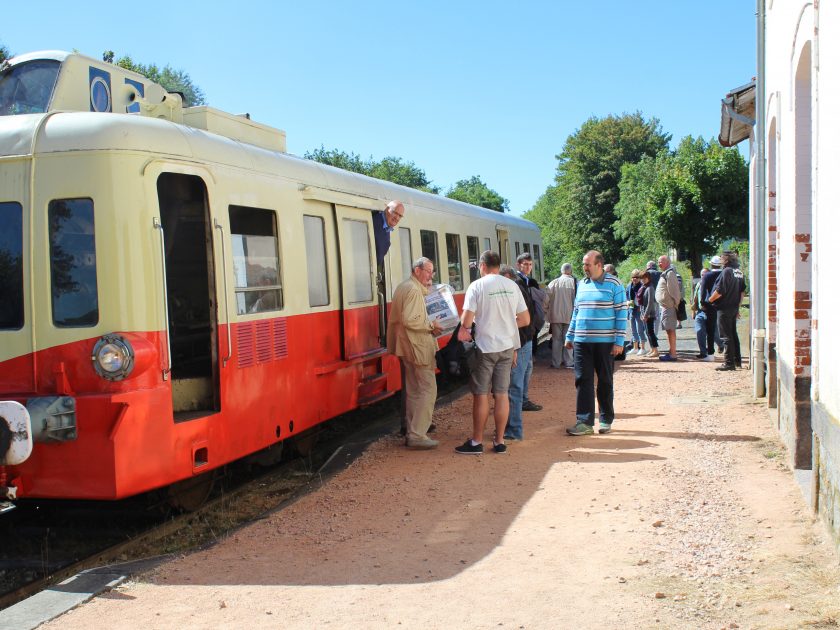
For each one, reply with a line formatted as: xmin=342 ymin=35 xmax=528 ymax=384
xmin=718 ymin=80 xmax=756 ymax=147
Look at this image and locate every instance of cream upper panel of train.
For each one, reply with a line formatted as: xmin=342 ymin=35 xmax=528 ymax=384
xmin=0 ymin=50 xmax=286 ymax=152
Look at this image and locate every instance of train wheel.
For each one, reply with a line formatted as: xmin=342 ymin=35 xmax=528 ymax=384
xmin=166 ymin=471 xmax=215 ymax=512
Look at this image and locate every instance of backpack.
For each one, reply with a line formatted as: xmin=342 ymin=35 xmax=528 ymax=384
xmin=635 ymin=284 xmax=647 ymax=308
xmin=529 ymin=285 xmax=547 ymax=333
xmin=436 ymin=323 xmax=475 ymax=380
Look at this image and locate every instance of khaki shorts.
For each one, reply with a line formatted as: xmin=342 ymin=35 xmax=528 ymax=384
xmin=469 ymin=347 xmax=515 ymax=395
xmin=660 ymin=307 xmax=678 ymax=331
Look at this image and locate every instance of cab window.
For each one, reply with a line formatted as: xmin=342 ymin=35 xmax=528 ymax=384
xmin=49 ymin=199 xmax=98 ymax=327
xmin=0 ymin=202 xmax=23 ymax=329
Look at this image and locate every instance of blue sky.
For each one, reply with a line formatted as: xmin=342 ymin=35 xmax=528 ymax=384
xmin=3 ymin=1 xmax=756 ymax=215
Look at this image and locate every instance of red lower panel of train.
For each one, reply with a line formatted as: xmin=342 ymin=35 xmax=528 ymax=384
xmin=2 ymin=307 xmax=415 ymax=500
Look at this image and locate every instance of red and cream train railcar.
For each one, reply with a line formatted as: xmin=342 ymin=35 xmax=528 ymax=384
xmin=0 ymin=51 xmax=543 ymax=508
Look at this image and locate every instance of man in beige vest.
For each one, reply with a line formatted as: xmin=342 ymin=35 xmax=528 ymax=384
xmin=387 ymin=257 xmax=442 ymax=449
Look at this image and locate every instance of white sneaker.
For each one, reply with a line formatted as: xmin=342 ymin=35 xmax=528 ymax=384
xmin=703 ymin=355 xmax=715 ymax=362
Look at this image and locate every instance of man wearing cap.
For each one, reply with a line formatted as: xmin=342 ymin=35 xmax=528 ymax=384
xmin=708 ymin=252 xmax=747 ymax=371
xmin=699 ymin=255 xmax=725 ymax=357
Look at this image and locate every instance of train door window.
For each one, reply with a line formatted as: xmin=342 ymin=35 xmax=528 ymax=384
xmin=515 ymin=242 xmax=521 ymax=257
xmin=533 ymin=244 xmax=543 ymax=281
xmin=523 ymin=243 xmax=531 ymax=254
xmin=420 ymin=229 xmax=440 ymax=284
xmin=229 ymin=206 xmax=283 ymax=315
xmin=303 ymin=215 xmax=329 ymax=307
xmin=0 ymin=202 xmax=23 ymax=329
xmin=484 ymin=237 xmax=492 ymax=253
xmin=399 ymin=227 xmax=412 ymax=280
xmin=48 ymin=199 xmax=98 ymax=327
xmin=445 ymin=233 xmax=463 ymax=291
xmin=467 ymin=236 xmax=480 ymax=283
xmin=342 ymin=219 xmax=373 ymax=303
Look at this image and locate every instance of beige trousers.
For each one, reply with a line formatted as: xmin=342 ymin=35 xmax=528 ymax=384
xmin=403 ymin=361 xmax=437 ymax=442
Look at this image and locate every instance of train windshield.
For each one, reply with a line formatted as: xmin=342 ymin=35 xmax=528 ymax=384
xmin=0 ymin=59 xmax=60 ymax=116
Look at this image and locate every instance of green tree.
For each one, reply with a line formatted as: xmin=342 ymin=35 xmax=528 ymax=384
xmin=617 ymin=136 xmax=748 ymax=276
xmin=368 ymin=156 xmax=440 ymax=193
xmin=525 ymin=184 xmax=570 ymax=278
xmin=304 ymin=147 xmax=440 ymax=193
xmin=0 ymin=43 xmax=10 ymax=64
xmin=103 ymin=51 xmax=206 ymax=106
xmin=304 ymin=146 xmax=367 ymax=174
xmin=614 ymin=153 xmax=670 ymax=256
xmin=528 ymin=113 xmax=670 ymax=270
xmin=446 ymin=175 xmax=509 ymax=212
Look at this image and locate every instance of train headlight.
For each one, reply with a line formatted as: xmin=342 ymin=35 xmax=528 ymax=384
xmin=91 ymin=334 xmax=135 ymax=381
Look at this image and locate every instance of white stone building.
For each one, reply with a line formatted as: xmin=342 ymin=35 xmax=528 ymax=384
xmin=725 ymin=1 xmax=840 ymax=548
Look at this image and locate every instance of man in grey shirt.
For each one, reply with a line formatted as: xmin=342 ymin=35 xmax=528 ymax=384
xmin=546 ymin=263 xmax=577 ymax=368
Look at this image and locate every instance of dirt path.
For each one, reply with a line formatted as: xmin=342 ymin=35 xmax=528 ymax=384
xmin=42 ymin=344 xmax=840 ymax=630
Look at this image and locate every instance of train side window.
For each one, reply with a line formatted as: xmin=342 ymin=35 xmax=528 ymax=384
xmin=342 ymin=218 xmax=373 ymax=303
xmin=523 ymin=243 xmax=531 ymax=254
xmin=48 ymin=199 xmax=98 ymax=327
xmin=483 ymin=237 xmax=492 ymax=253
xmin=445 ymin=233 xmax=463 ymax=291
xmin=399 ymin=227 xmax=412 ymax=280
xmin=466 ymin=236 xmax=480 ymax=283
xmin=229 ymin=205 xmax=283 ymax=315
xmin=0 ymin=202 xmax=23 ymax=329
xmin=303 ymin=215 xmax=329 ymax=307
xmin=533 ymin=244 xmax=543 ymax=281
xmin=420 ymin=229 xmax=440 ymax=284
xmin=515 ymin=241 xmax=521 ymax=257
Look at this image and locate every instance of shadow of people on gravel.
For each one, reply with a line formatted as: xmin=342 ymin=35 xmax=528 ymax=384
xmin=144 ymin=340 xmax=740 ymax=590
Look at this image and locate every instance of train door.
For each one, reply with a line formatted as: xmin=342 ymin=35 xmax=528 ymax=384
xmin=334 ymin=204 xmax=383 ymax=359
xmin=497 ymin=227 xmax=510 ymax=264
xmin=155 ymin=173 xmax=220 ymax=420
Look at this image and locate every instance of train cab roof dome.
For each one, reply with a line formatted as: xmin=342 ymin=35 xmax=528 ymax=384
xmin=1 ymin=50 xmax=286 ymax=152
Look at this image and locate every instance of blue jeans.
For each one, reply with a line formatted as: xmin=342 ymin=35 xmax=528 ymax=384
xmin=694 ymin=310 xmax=722 ymax=355
xmin=523 ymin=343 xmax=534 ymax=402
xmin=574 ymin=342 xmax=615 ymax=426
xmin=629 ymin=309 xmax=647 ymax=344
xmin=506 ymin=341 xmax=533 ymax=439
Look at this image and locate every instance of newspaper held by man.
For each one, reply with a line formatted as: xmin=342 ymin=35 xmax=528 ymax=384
xmin=425 ymin=284 xmax=459 ymax=336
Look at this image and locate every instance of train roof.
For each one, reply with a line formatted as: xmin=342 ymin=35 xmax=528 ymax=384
xmin=0 ymin=110 xmax=538 ymax=229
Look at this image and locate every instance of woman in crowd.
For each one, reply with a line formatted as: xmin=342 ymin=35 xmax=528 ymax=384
xmin=639 ymin=270 xmax=659 ymax=358
xmin=625 ymin=269 xmax=647 ymax=355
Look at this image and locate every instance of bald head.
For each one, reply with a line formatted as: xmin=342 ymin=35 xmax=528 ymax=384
xmin=657 ymin=255 xmax=671 ymax=271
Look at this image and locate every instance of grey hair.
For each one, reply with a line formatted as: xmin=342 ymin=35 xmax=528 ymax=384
xmin=499 ymin=264 xmax=517 ymax=279
xmin=561 ymin=263 xmax=572 ymax=274
xmin=412 ymin=256 xmax=433 ymax=271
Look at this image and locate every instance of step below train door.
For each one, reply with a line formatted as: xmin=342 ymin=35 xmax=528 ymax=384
xmin=334 ymin=204 xmax=383 ymax=359
xmin=155 ymin=173 xmax=221 ymax=421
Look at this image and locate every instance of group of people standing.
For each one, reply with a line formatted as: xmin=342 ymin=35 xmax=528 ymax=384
xmin=383 ymin=199 xmax=745 ymax=452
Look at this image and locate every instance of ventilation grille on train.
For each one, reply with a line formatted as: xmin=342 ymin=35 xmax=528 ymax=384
xmin=236 ymin=318 xmax=289 ymax=368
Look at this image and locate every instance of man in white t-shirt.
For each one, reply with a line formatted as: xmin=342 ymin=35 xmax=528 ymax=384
xmin=455 ymin=250 xmax=530 ymax=454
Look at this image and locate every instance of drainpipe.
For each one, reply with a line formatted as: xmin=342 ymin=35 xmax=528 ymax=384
xmin=753 ymin=0 xmax=767 ymax=398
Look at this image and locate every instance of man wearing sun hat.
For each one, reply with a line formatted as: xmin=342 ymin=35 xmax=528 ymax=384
xmin=698 ymin=255 xmax=724 ymax=358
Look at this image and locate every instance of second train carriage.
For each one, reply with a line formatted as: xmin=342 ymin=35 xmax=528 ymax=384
xmin=0 ymin=51 xmax=543 ymax=508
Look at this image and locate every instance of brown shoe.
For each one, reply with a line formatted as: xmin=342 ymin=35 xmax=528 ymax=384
xmin=406 ymin=437 xmax=439 ymax=450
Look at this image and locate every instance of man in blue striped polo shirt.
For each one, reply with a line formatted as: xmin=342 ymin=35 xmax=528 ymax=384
xmin=564 ymin=250 xmax=627 ymax=435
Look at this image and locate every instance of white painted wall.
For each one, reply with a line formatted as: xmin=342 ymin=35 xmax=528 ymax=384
xmin=764 ymin=1 xmax=840 ymax=423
